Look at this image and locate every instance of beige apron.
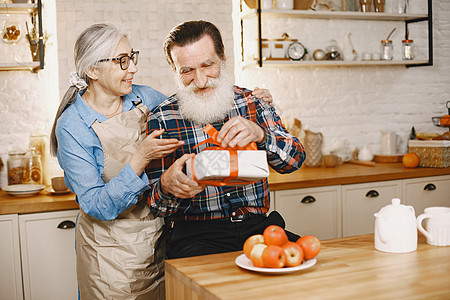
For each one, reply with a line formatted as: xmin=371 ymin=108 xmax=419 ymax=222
xmin=76 ymin=101 xmax=166 ymax=300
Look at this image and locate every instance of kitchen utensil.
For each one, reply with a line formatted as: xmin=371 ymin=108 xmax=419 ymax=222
xmin=417 ymin=207 xmax=450 ymax=246
xmin=277 ymin=0 xmax=294 ymax=10
xmin=51 ymin=176 xmax=68 ymax=192
xmin=386 ymin=27 xmax=396 ymax=40
xmin=358 ymin=146 xmax=373 ymax=161
xmin=235 ymin=254 xmax=316 ymax=274
xmin=323 ymin=154 xmax=342 ymax=167
xmin=359 ymin=0 xmax=372 ymax=12
xmin=374 ymin=198 xmax=417 ymax=253
xmin=373 ymin=154 xmax=403 ymax=163
xmin=343 ymin=32 xmax=358 ymax=61
xmin=304 ymin=130 xmax=323 ymax=167
xmin=347 ymin=160 xmax=376 ymax=167
xmin=294 ymin=0 xmax=313 ymax=10
xmin=381 ymin=131 xmax=397 ymax=155
xmin=2 ymin=184 xmax=45 ymax=197
xmin=373 ymin=0 xmax=385 ymax=12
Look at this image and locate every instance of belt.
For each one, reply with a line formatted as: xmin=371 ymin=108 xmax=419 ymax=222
xmin=214 ymin=213 xmax=266 ymax=223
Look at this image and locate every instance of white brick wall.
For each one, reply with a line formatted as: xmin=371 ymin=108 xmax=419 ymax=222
xmin=1 ymin=0 xmax=449 ymax=186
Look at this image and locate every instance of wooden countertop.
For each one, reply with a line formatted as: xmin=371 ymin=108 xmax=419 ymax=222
xmin=268 ymin=163 xmax=450 ymax=191
xmin=1 ymin=163 xmax=449 ymax=215
xmin=165 ymin=234 xmax=450 ymax=300
xmin=0 ymin=189 xmax=78 ymax=215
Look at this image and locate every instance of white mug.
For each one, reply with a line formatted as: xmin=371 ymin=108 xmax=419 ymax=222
xmin=417 ymin=207 xmax=450 ymax=246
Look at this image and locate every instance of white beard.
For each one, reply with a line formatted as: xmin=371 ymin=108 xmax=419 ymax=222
xmin=176 ymin=64 xmax=235 ymax=124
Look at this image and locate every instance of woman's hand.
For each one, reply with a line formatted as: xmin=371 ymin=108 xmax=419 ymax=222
xmin=130 ymin=129 xmax=184 ymax=175
xmin=252 ymin=87 xmax=273 ymax=104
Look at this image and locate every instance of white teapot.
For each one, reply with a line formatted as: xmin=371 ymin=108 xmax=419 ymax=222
xmin=374 ymin=198 xmax=417 ymax=253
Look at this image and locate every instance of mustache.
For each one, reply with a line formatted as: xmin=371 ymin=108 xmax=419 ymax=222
xmin=186 ymin=77 xmax=219 ymax=92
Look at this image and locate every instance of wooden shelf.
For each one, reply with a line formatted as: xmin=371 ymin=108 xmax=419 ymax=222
xmin=241 ymin=9 xmax=428 ymax=21
xmin=0 ymin=62 xmax=41 ymax=71
xmin=0 ymin=3 xmax=37 ymax=13
xmin=241 ymin=59 xmax=430 ymax=68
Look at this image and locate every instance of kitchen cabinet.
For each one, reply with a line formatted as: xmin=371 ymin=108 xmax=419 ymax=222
xmin=342 ymin=180 xmax=401 ymax=237
xmin=272 ymin=173 xmax=450 ymax=240
xmin=19 ymin=210 xmax=78 ymax=300
xmin=0 ymin=0 xmax=44 ymax=71
xmin=274 ymin=185 xmax=341 ymax=240
xmin=239 ymin=0 xmax=432 ymax=68
xmin=0 ymin=214 xmax=23 ymax=300
xmin=403 ymin=175 xmax=450 ymax=216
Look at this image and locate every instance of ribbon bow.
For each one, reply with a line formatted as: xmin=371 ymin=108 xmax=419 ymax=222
xmin=190 ymin=124 xmax=257 ymax=186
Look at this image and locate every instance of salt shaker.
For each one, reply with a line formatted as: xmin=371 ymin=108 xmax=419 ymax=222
xmin=402 ymin=39 xmax=415 ymax=60
xmin=380 ymin=40 xmax=393 ymax=60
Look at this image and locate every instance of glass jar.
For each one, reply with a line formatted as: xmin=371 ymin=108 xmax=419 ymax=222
xmin=402 ymin=39 xmax=415 ymax=60
xmin=26 ymin=148 xmax=43 ymax=184
xmin=29 ymin=131 xmax=50 ymax=186
xmin=380 ymin=40 xmax=393 ymax=60
xmin=7 ymin=151 xmax=27 ymax=185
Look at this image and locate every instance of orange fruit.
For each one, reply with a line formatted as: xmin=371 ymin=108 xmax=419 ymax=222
xmin=402 ymin=153 xmax=420 ymax=168
xmin=440 ymin=115 xmax=450 ymax=127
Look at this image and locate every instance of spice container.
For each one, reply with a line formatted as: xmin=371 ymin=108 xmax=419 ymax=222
xmin=402 ymin=39 xmax=415 ymax=60
xmin=7 ymin=151 xmax=27 ymax=185
xmin=380 ymin=40 xmax=393 ymax=60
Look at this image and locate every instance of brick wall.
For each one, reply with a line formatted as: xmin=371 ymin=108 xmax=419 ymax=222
xmin=0 ymin=0 xmax=449 ymax=186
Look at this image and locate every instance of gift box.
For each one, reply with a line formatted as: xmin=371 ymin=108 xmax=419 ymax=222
xmin=408 ymin=140 xmax=450 ymax=168
xmin=186 ymin=149 xmax=270 ymax=185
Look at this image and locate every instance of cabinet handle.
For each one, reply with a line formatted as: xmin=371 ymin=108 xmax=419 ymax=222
xmin=57 ymin=220 xmax=75 ymax=229
xmin=366 ymin=190 xmax=379 ymax=198
xmin=424 ymin=183 xmax=436 ymax=191
xmin=301 ymin=196 xmax=316 ymax=204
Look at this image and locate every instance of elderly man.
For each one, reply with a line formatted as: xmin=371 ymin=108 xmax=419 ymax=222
xmin=146 ymin=20 xmax=305 ymax=259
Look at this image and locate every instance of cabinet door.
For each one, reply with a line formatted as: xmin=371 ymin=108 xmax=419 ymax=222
xmin=342 ymin=180 xmax=402 ymax=237
xmin=0 ymin=214 xmax=23 ymax=300
xmin=19 ymin=210 xmax=79 ymax=300
xmin=403 ymin=175 xmax=450 ymax=216
xmin=274 ymin=185 xmax=341 ymax=240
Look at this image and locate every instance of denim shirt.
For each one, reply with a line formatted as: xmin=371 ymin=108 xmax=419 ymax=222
xmin=56 ymin=84 xmax=166 ymax=220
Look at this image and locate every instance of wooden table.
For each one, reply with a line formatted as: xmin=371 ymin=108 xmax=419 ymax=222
xmin=165 ymin=234 xmax=450 ymax=300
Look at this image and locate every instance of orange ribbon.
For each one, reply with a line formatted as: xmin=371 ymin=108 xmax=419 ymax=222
xmin=190 ymin=124 xmax=258 ymax=186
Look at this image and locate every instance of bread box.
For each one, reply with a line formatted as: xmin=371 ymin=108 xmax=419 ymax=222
xmin=408 ymin=140 xmax=450 ymax=168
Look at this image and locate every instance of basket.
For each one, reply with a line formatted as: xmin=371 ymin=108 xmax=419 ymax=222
xmin=408 ymin=140 xmax=450 ymax=168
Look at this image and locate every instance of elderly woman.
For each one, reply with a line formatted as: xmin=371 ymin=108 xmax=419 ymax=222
xmin=50 ymin=23 xmax=273 ymax=300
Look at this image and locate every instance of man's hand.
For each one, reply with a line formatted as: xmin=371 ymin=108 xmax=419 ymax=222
xmin=160 ymin=154 xmax=206 ymax=198
xmin=252 ymin=87 xmax=273 ymax=104
xmin=216 ymin=116 xmax=265 ymax=148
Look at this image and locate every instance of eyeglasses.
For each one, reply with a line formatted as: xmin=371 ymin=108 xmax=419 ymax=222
xmin=97 ymin=50 xmax=139 ymax=70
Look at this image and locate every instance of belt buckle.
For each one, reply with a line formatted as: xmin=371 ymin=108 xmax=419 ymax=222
xmin=230 ymin=215 xmax=244 ymax=223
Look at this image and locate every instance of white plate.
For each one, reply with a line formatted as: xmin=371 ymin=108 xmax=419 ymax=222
xmin=2 ymin=184 xmax=45 ymax=197
xmin=235 ymin=254 xmax=317 ymax=274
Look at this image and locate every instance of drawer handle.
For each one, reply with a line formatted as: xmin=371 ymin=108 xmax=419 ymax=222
xmin=57 ymin=220 xmax=75 ymax=229
xmin=424 ymin=183 xmax=436 ymax=191
xmin=366 ymin=190 xmax=379 ymax=198
xmin=301 ymin=196 xmax=316 ymax=204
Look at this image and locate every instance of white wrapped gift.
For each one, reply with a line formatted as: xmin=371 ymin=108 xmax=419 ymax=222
xmin=186 ymin=150 xmax=270 ymax=185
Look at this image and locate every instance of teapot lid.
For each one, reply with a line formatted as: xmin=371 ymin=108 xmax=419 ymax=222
xmin=377 ymin=198 xmax=414 ymax=220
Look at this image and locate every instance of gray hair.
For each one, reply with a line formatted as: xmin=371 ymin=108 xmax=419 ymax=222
xmin=50 ymin=23 xmax=128 ymax=156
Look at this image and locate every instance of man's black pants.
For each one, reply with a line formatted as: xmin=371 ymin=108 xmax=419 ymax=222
xmin=166 ymin=211 xmax=300 ymax=259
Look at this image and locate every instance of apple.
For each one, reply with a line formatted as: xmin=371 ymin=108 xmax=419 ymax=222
xmin=262 ymin=245 xmax=287 ymax=268
xmin=263 ymin=225 xmax=288 ymax=246
xmin=250 ymin=243 xmax=267 ymax=268
xmin=243 ymin=234 xmax=265 ymax=258
xmin=282 ymin=242 xmax=304 ymax=267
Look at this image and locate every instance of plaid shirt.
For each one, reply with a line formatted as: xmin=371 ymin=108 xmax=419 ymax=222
xmin=146 ymin=86 xmax=305 ymax=221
